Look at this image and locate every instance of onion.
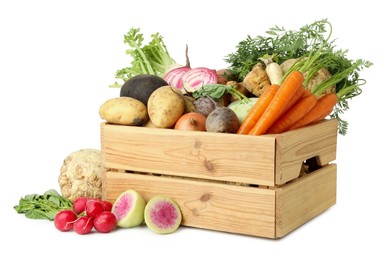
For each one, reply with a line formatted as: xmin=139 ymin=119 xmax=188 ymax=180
xmin=163 ymin=66 xmax=192 ymax=93
xmin=182 ymin=67 xmax=218 ymax=93
xmin=174 ymin=112 xmax=207 ymax=131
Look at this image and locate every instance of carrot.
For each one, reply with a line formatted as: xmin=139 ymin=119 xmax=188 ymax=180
xmin=249 ymin=70 xmax=304 ymax=136
xmin=267 ymin=92 xmax=318 ymax=134
xmin=282 ymin=86 xmax=307 ymax=114
xmin=288 ymin=93 xmax=338 ymax=131
xmin=311 ymin=107 xmax=334 ymax=124
xmin=237 ymin=84 xmax=279 ymax=134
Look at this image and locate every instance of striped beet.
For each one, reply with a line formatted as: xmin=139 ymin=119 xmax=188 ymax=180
xmin=163 ymin=66 xmax=191 ymax=93
xmin=182 ymin=67 xmax=218 ymax=93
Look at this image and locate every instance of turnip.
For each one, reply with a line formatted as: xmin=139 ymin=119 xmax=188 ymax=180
xmin=54 ymin=210 xmax=78 ymax=232
xmin=228 ymin=97 xmax=258 ymax=124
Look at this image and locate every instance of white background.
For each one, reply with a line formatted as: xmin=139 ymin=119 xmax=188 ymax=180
xmin=1 ymin=0 xmax=389 ymax=259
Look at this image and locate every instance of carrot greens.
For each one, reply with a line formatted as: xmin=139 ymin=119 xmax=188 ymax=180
xmin=226 ymin=19 xmax=372 ymax=134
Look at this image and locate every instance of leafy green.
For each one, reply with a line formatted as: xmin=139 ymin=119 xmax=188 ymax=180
xmin=225 ymin=19 xmax=334 ymax=82
xmin=110 ymin=28 xmax=177 ymax=88
xmin=192 ymin=84 xmax=249 ymax=102
xmin=14 ymin=189 xmax=73 ymax=221
xmin=224 ymin=19 xmax=372 ymax=134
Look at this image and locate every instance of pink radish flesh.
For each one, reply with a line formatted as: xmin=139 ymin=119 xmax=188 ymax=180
xmin=150 ymin=201 xmax=179 ymax=229
xmin=113 ymin=193 xmax=133 ymax=220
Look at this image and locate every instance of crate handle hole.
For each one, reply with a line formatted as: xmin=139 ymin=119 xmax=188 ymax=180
xmin=302 ymin=156 xmax=322 ymax=174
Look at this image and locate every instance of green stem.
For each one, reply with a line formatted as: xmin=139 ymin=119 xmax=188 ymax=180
xmin=312 ymin=59 xmax=364 ymax=95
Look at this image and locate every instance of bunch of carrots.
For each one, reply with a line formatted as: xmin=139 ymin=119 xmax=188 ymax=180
xmin=237 ymin=22 xmax=368 ymax=136
xmin=237 ymin=71 xmax=338 ymax=135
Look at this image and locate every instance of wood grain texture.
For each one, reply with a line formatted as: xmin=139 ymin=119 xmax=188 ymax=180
xmin=275 ymin=119 xmax=337 ymax=184
xmin=275 ymin=164 xmax=337 ymax=237
xmin=101 ymin=119 xmax=337 ymax=186
xmin=104 ymin=171 xmax=277 ymax=238
xmin=100 ymin=119 xmax=338 ymax=238
xmin=101 ymin=123 xmax=276 ymax=186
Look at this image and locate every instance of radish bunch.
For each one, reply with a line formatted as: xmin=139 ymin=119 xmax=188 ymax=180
xmin=54 ymin=197 xmax=116 ymax=235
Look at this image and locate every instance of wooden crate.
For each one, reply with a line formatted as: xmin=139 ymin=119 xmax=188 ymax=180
xmin=100 ymin=119 xmax=338 ymax=238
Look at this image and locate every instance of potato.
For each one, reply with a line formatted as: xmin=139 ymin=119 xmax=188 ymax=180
xmin=147 ymin=86 xmax=185 ymax=128
xmin=99 ymin=97 xmax=148 ymax=126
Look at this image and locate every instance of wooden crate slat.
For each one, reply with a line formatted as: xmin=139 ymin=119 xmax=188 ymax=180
xmin=275 ymin=119 xmax=337 ymax=184
xmin=101 ymin=119 xmax=338 ymax=238
xmin=104 ymin=171 xmax=277 ymax=238
xmin=275 ymin=163 xmax=337 ymax=237
xmin=101 ymin=123 xmax=276 ymax=186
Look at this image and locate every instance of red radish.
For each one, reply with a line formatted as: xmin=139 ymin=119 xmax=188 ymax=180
xmin=101 ymin=201 xmax=113 ymax=212
xmin=54 ymin=210 xmax=78 ymax=232
xmin=72 ymin=197 xmax=88 ymax=214
xmin=164 ymin=66 xmax=191 ymax=93
xmin=86 ymin=200 xmax=104 ymax=218
xmin=94 ymin=211 xmax=117 ymax=233
xmin=182 ymin=67 xmax=218 ymax=93
xmin=174 ymin=112 xmax=207 ymax=131
xmin=73 ymin=216 xmax=94 ymax=235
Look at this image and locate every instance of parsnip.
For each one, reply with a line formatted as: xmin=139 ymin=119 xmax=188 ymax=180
xmin=242 ymin=63 xmax=271 ymax=97
xmin=265 ymin=62 xmax=284 ymax=85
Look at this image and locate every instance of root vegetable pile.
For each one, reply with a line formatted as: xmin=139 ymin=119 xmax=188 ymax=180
xmin=14 ymin=18 xmax=373 ymax=238
xmin=104 ymin=19 xmax=372 ymax=135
